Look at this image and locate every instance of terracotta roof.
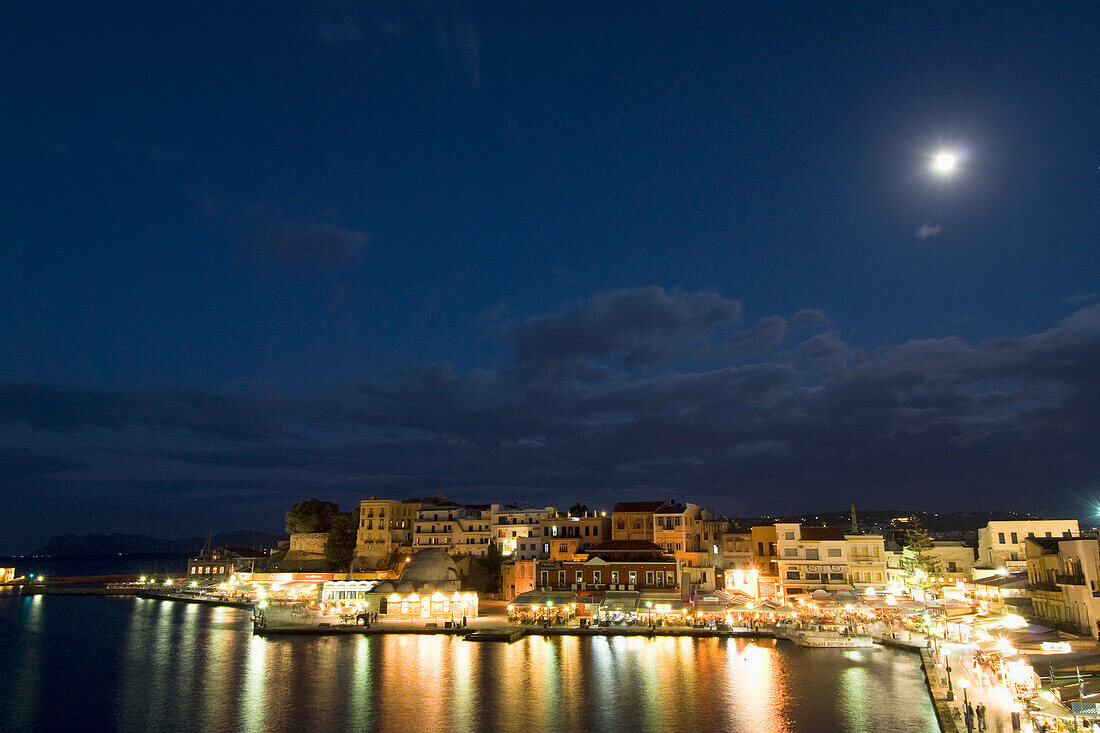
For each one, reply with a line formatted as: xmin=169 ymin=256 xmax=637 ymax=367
xmin=799 ymin=526 xmax=846 ymax=541
xmin=612 ymin=501 xmax=666 ymax=513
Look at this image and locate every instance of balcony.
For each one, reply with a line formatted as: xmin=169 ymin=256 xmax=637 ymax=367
xmin=1056 ymin=574 xmax=1086 ymax=586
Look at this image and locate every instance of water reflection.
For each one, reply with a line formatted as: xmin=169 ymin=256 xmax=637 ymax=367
xmin=0 ymin=596 xmax=941 ymax=733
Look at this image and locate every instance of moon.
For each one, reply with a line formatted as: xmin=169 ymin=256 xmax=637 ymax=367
xmin=932 ymin=151 xmax=958 ymax=175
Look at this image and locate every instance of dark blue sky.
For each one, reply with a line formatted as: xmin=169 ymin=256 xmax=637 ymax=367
xmin=2 ymin=3 xmax=1098 ymax=552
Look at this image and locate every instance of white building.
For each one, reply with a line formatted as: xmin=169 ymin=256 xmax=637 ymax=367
xmin=977 ymin=519 xmax=1079 ymax=571
xmin=490 ymin=504 xmax=555 ymax=556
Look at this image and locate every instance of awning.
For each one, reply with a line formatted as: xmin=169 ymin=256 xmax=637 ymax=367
xmin=600 ymin=591 xmax=640 ymax=611
xmin=510 ymin=591 xmax=577 ymax=608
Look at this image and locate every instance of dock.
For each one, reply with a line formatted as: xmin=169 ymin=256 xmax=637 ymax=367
xmin=464 ymin=628 xmax=527 ymax=643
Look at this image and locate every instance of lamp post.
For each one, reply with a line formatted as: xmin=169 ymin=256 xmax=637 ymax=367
xmin=959 ymin=678 xmax=971 ymax=732
xmin=945 ymin=654 xmax=954 ymax=701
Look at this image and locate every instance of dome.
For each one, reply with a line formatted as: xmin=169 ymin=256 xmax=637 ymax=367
xmin=400 ymin=548 xmax=460 ymax=584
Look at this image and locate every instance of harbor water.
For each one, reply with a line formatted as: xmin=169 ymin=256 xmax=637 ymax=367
xmin=0 ymin=589 xmax=939 ymax=732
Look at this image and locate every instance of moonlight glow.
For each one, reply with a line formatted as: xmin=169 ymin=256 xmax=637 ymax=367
xmin=932 ymin=151 xmax=958 ymax=175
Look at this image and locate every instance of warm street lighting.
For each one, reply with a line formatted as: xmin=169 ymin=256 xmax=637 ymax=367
xmin=945 ymin=654 xmax=954 ymax=701
xmin=959 ymin=678 xmax=971 ymax=731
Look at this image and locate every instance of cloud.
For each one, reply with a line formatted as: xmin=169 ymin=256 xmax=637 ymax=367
xmin=1064 ymin=291 xmax=1099 ymax=304
xmin=791 ymin=308 xmax=831 ymax=331
xmin=728 ymin=316 xmax=789 ymax=355
xmin=506 ymin=287 xmax=742 ymax=369
xmin=254 ymin=219 xmax=370 ymax=272
xmin=3 ymin=293 xmax=1100 ymax=552
xmin=916 ymin=223 xmax=942 ymax=239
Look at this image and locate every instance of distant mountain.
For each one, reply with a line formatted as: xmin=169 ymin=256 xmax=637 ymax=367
xmin=31 ymin=531 xmax=285 ymax=556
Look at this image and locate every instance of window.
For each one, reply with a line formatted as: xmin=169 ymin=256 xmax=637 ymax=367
xmin=616 ymin=520 xmax=625 ymax=530
xmin=784 ymin=531 xmax=795 ymax=540
xmin=611 ymin=571 xmax=619 ymax=584
xmin=552 ymin=526 xmax=558 ymax=537
xmin=540 ymin=570 xmax=548 ymax=586
xmin=558 ymin=571 xmax=565 ymax=585
xmin=786 ymin=570 xmax=800 ymax=580
xmin=1010 ymin=532 xmax=1018 ymax=544
xmin=543 ymin=543 xmax=550 ymax=555
xmin=806 ymin=549 xmax=819 ymax=560
xmin=757 ymin=542 xmax=764 ymax=555
xmin=559 ymin=544 xmax=567 ymax=553
xmin=998 ymin=532 xmax=1006 ymax=544
xmin=666 ymin=571 xmax=675 ymax=585
xmin=784 ymin=548 xmax=798 ymax=557
xmin=593 ymin=571 xmax=601 ymax=583
xmin=628 ymin=570 xmax=637 ymax=585
xmin=829 ymin=572 xmax=844 ymax=581
xmin=576 ymin=571 xmax=584 ymax=583
xmin=656 ymin=573 xmax=663 ymax=587
xmin=584 ymin=526 xmax=590 ymax=536
xmin=646 ymin=571 xmax=654 ymax=585
xmin=947 ymin=561 xmax=958 ymax=573
xmin=827 ymin=548 xmax=842 ymax=557
xmin=805 ymin=572 xmax=820 ymax=580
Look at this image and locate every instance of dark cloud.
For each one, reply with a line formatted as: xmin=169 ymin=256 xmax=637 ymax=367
xmin=728 ymin=316 xmax=789 ymax=355
xmin=254 ymin=219 xmax=370 ymax=272
xmin=791 ymin=308 xmax=831 ymax=331
xmin=507 ymin=287 xmax=742 ymax=369
xmin=3 ymin=295 xmax=1099 ymax=553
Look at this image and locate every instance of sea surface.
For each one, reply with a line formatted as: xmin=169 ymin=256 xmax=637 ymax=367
xmin=0 ymin=589 xmax=939 ymax=733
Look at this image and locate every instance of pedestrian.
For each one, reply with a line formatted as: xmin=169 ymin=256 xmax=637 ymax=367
xmin=976 ymin=703 xmax=986 ymax=731
xmin=965 ymin=702 xmax=974 ymax=731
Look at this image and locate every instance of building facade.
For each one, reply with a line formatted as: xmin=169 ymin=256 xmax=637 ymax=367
xmin=977 ymin=519 xmax=1080 ymax=571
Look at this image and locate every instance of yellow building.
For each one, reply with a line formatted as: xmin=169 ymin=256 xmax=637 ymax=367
xmin=355 ymin=497 xmax=421 ymax=569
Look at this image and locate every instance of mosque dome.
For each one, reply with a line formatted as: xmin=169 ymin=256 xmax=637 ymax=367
xmin=400 ymin=548 xmax=460 ymax=584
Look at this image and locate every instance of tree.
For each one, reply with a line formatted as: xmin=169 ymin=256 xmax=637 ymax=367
xmin=900 ymin=516 xmax=942 ymax=600
xmin=284 ymin=499 xmax=341 ymax=535
xmin=324 ymin=509 xmax=359 ymax=571
xmin=482 ymin=542 xmax=504 ymax=596
xmin=568 ymin=503 xmax=590 ymax=516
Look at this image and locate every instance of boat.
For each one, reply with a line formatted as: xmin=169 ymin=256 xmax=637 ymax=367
xmin=791 ymin=621 xmax=874 ymax=648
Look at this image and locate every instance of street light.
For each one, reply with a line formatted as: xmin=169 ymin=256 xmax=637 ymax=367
xmin=945 ymin=654 xmax=954 ymax=701
xmin=959 ymin=678 xmax=971 ymax=731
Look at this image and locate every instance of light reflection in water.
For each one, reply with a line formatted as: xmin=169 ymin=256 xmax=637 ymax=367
xmin=727 ymin=639 xmax=790 ymax=733
xmin=0 ymin=596 xmax=941 ymax=733
xmin=240 ymin=635 xmax=268 ymax=730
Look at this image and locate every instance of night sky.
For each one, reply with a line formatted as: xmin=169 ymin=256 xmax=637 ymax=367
xmin=2 ymin=3 xmax=1098 ymax=553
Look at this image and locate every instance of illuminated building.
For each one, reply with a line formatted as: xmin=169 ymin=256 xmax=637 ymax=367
xmin=1026 ymin=534 xmax=1100 ymax=640
xmin=977 ymin=519 xmax=1079 ymax=571
xmin=610 ymin=501 xmax=665 ymax=542
xmin=412 ymin=500 xmax=493 ymax=558
xmin=534 ymin=513 xmax=612 ymax=561
xmin=354 ymin=497 xmax=421 ymax=569
xmin=490 ymin=504 xmax=556 ymax=557
xmin=366 ymin=548 xmax=479 ymax=620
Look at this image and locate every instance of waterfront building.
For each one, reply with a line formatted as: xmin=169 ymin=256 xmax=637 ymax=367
xmin=533 ymin=540 xmax=680 ymax=618
xmin=490 ymin=503 xmax=556 ymax=556
xmin=534 ymin=513 xmax=612 ymax=561
xmin=352 ymin=548 xmax=479 ymax=621
xmin=963 ymin=571 xmax=1031 ymax=618
xmin=611 ymin=501 xmax=665 ymax=541
xmin=653 ymin=501 xmax=709 ymax=561
xmin=1025 ymin=534 xmax=1100 ymax=639
xmin=501 ymin=559 xmax=537 ymax=600
xmin=354 ymin=497 xmax=421 ymax=569
xmin=188 ymin=546 xmax=266 ymax=583
xmin=977 ymin=519 xmax=1080 ymax=571
xmin=718 ymin=525 xmax=753 ymax=571
xmin=772 ymin=522 xmax=887 ymax=597
xmin=412 ymin=499 xmax=492 ymax=558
